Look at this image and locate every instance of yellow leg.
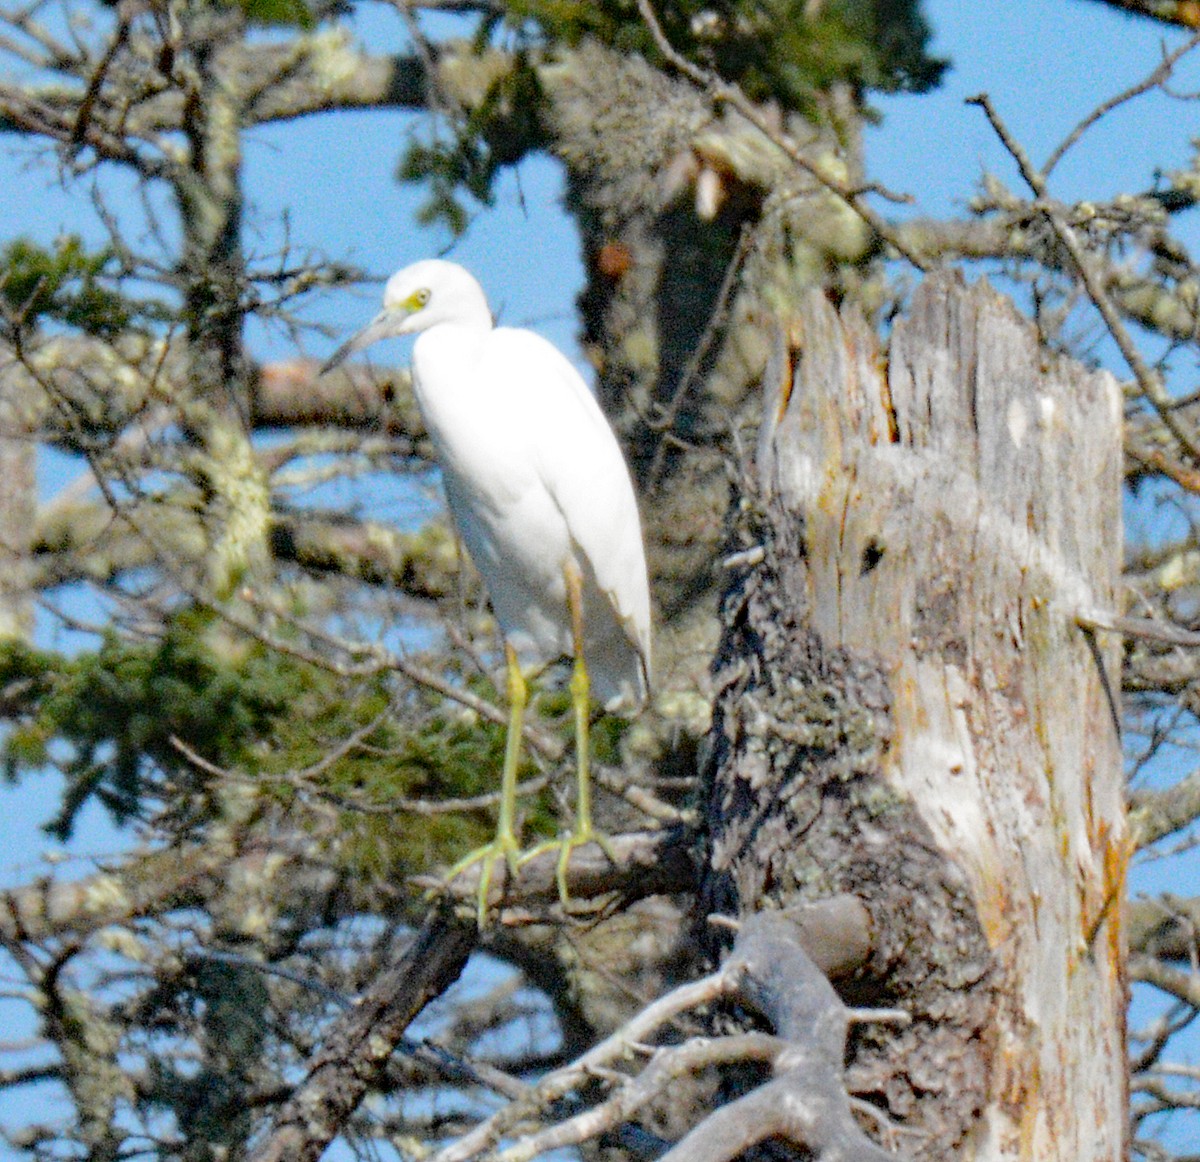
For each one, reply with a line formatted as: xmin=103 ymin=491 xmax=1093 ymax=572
xmin=443 ymin=643 xmax=527 ymax=925
xmin=523 ymin=562 xmax=617 ymax=906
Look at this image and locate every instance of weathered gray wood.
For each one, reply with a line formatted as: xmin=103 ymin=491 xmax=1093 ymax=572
xmin=0 ymin=371 xmax=36 ymax=639
xmin=704 ymin=272 xmax=1125 ymax=1160
xmin=662 ymin=914 xmax=897 ymax=1162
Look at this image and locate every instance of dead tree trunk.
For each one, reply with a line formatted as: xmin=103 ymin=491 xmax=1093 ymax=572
xmin=703 ymin=272 xmax=1126 ymax=1160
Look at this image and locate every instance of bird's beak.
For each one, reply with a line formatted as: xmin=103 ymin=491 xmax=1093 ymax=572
xmin=319 ymin=310 xmax=395 ymax=375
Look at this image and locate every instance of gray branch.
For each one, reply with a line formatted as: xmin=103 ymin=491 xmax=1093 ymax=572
xmin=1130 ymin=767 xmax=1200 ymax=848
xmin=660 ymin=913 xmax=900 ymax=1162
xmin=430 ymin=905 xmax=887 ymax=1162
xmin=246 ymin=909 xmax=477 ymax=1162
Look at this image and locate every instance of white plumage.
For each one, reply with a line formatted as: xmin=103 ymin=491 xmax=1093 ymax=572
xmin=323 ymin=258 xmax=651 ymax=919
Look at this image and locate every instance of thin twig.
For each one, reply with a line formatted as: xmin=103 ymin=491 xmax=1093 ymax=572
xmin=844 ymin=1006 xmax=911 ymax=1026
xmin=968 ymin=92 xmax=1200 ymax=463
xmin=1044 ymin=32 xmax=1200 ymax=176
xmin=495 ymin=1034 xmax=787 ymax=1162
xmin=70 ymin=8 xmax=131 ymax=147
xmin=172 ymin=719 xmax=558 ymax=818
xmin=430 ymin=966 xmax=738 ymax=1162
xmin=592 ymin=765 xmax=689 ymax=823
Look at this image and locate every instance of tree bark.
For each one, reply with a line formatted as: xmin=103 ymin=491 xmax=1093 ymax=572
xmin=704 ymin=272 xmax=1126 ymax=1160
xmin=0 ymin=371 xmax=35 ymax=638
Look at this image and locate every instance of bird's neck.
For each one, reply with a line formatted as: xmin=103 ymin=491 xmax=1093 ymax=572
xmin=413 ymin=319 xmax=490 ymax=376
xmin=408 ymin=321 xmax=501 ymax=473
xmin=410 ymin=321 xmax=493 ymax=428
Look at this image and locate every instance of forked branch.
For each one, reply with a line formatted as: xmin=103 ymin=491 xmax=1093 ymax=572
xmin=431 ymin=909 xmax=902 ymax=1162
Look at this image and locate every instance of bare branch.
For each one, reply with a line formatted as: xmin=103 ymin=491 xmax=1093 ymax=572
xmin=1131 ymin=953 xmax=1200 ymax=1008
xmin=497 ymin=1033 xmax=788 ymax=1162
xmin=1043 ymin=33 xmax=1200 ymax=176
xmin=967 ymin=91 xmax=1200 ymax=463
xmin=0 ymin=841 xmax=241 ymax=943
xmin=1078 ymin=610 xmax=1200 ymax=649
xmin=1130 ymin=767 xmax=1200 ymax=847
xmin=430 ymin=912 xmax=891 ymax=1162
xmin=430 ymin=826 xmax=698 ymax=921
xmin=1129 ymin=894 xmax=1200 ymax=960
xmin=247 ymin=908 xmax=477 ymax=1162
xmin=430 ymin=959 xmax=737 ymax=1162
xmin=1088 ymin=0 xmax=1200 ymax=29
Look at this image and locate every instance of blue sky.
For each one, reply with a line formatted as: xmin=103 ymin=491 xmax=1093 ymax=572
xmin=3 ymin=0 xmax=1200 ymax=1152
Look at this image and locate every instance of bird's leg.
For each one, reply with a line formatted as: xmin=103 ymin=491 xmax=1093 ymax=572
xmin=523 ymin=561 xmax=617 ymax=907
xmin=496 ymin=642 xmax=527 ymax=866
xmin=566 ymin=561 xmax=597 ymax=842
xmin=443 ymin=642 xmax=527 ymax=925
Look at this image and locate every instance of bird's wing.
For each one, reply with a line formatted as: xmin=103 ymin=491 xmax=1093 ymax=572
xmin=489 ymin=328 xmax=652 ymax=669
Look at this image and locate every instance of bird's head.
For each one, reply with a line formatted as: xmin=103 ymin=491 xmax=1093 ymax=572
xmin=320 ymin=259 xmax=492 ymax=374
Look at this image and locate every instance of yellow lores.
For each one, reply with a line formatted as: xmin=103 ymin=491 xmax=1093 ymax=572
xmin=323 ymin=260 xmax=651 ymax=923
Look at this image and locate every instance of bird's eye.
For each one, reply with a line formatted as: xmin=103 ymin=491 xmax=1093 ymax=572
xmin=415 ymin=288 xmax=431 ymax=307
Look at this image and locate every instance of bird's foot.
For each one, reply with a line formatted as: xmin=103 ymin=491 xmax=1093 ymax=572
xmin=523 ymin=824 xmax=618 ymax=912
xmin=442 ymin=829 xmax=523 ymax=927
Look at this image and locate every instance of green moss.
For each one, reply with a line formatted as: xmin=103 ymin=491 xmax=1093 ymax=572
xmin=236 ymin=0 xmax=315 ymax=29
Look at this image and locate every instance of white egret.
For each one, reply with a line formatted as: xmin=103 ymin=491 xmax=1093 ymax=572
xmin=322 ymin=259 xmax=651 ymax=923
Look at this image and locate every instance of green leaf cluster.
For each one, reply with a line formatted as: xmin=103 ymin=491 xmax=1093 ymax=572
xmin=400 ymin=58 xmax=547 ymax=235
xmin=0 ymin=614 xmax=559 ymax=883
xmin=0 ymin=236 xmax=133 ymax=338
xmin=506 ymin=0 xmax=947 ymax=105
xmin=0 ymin=614 xmax=306 ymax=838
xmin=258 ymin=663 xmax=563 ymax=885
xmin=269 ymin=672 xmax=498 ymax=872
